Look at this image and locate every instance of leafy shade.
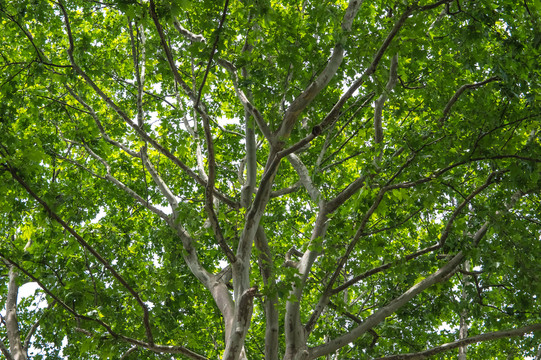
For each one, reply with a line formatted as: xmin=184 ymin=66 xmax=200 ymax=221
xmin=1 ymin=0 xmax=540 ymax=359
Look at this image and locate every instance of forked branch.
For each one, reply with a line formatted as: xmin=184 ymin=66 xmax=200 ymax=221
xmin=308 ymin=223 xmax=489 ymax=359
xmin=277 ymin=0 xmax=363 ymax=139
xmin=58 ymin=0 xmax=237 ymax=209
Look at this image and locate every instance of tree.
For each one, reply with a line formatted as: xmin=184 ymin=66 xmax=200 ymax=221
xmin=0 ymin=0 xmax=540 ymax=359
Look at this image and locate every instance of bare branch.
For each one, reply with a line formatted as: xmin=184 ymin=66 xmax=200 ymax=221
xmin=285 ymin=206 xmax=329 ymax=357
xmin=280 ymin=64 xmax=294 ymax=115
xmin=287 ymin=154 xmax=322 ymax=203
xmin=147 ymin=0 xmax=196 ymax=100
xmin=56 ymin=130 xmax=172 ymax=220
xmin=236 ymin=149 xmax=282 ymax=268
xmin=277 ymin=0 xmax=364 ymax=139
xmin=64 ymin=85 xmax=140 ymax=158
xmin=439 ymin=77 xmax=499 ymax=125
xmin=78 ymin=142 xmax=170 ymax=220
xmin=140 ymin=150 xmax=178 ymax=210
xmin=316 ymin=92 xmax=375 ymax=170
xmin=374 ymin=53 xmax=398 ymax=143
xmin=372 ymin=323 xmax=541 ymax=360
xmin=270 ymin=181 xmax=301 ymax=198
xmin=23 ymin=301 xmax=57 ymax=352
xmin=316 ymin=8 xmax=413 ymax=135
xmin=147 ymin=0 xmax=233 ymax=158
xmin=128 ymin=20 xmax=146 ymax=128
xmin=119 ymin=346 xmax=138 ymax=360
xmin=195 ymin=0 xmax=230 ymax=108
xmin=54 ymin=151 xmax=106 ymax=181
xmin=217 ymin=58 xmax=273 ymax=141
xmin=326 ymin=175 xmax=368 ymax=214
xmin=192 ymin=1 xmax=236 ymax=264
xmin=418 ymin=0 xmax=457 ymax=11
xmin=319 ymin=1 xmax=452 ymax=139
xmin=240 ymin=36 xmax=258 ymax=210
xmin=305 ymin=189 xmax=387 ymax=334
xmin=74 ymin=327 xmax=93 ymax=337
xmin=173 ymin=18 xmax=206 ymax=43
xmin=320 ymin=150 xmax=363 ymax=171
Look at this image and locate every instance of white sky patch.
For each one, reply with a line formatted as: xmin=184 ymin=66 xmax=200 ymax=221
xmin=148 ymin=110 xmax=161 ymax=130
xmin=218 ymin=259 xmax=228 ymax=270
xmin=218 ymin=116 xmax=241 ymax=126
xmin=90 ymin=206 xmax=106 ymax=224
xmin=152 ymin=253 xmax=163 ymax=268
xmin=0 ymin=282 xmax=42 ymax=318
xmin=17 ymin=282 xmax=43 ymax=306
xmin=145 ymin=301 xmax=155 ymax=310
xmin=154 ymin=203 xmax=173 ymax=216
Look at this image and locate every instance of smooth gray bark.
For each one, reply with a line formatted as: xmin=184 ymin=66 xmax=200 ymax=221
xmin=5 ymin=265 xmax=27 ymax=360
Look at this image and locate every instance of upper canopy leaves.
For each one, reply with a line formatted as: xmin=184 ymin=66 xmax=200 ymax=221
xmin=0 ymin=0 xmax=540 ymax=359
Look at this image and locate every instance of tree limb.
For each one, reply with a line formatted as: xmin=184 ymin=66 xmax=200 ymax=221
xmin=270 ymin=181 xmax=301 ymax=198
xmin=58 ymin=0 xmax=238 ymax=210
xmin=287 ymin=153 xmax=322 ymax=203
xmin=217 ymin=58 xmax=273 ymax=142
xmin=23 ymin=300 xmax=57 ymax=353
xmin=5 ymin=264 xmax=26 ymax=360
xmin=254 ymin=226 xmax=279 ymax=360
xmin=439 ymin=77 xmax=499 ymax=125
xmin=326 ymin=175 xmax=368 ymax=214
xmin=140 ymin=150 xmax=179 ymax=210
xmin=222 ymin=287 xmax=258 ymax=360
xmin=119 ymin=346 xmax=138 ymax=360
xmin=4 ymin=163 xmax=156 ymax=346
xmin=195 ymin=0 xmax=229 ymax=108
xmin=78 ymin=141 xmax=170 ymax=220
xmin=374 ymin=53 xmax=398 ymax=143
xmin=277 ymin=0 xmax=364 ymax=140
xmin=315 ymin=8 xmax=413 ymax=138
xmin=317 ymin=92 xmax=375 ymax=170
xmin=0 ymin=338 xmax=14 ymax=360
xmin=173 ymin=18 xmax=206 ymax=43
xmin=64 ymin=86 xmax=140 ymax=158
xmin=240 ymin=35 xmax=258 ymax=210
xmin=128 ymin=20 xmax=146 ymax=128
xmin=372 ymin=323 xmax=541 ymax=360
xmin=308 ymin=223 xmax=488 ymax=359
xmin=285 ymin=206 xmax=329 ymax=358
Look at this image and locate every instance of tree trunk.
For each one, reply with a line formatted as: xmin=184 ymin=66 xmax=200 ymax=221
xmin=5 ymin=264 xmax=27 ymax=360
xmin=458 ymin=260 xmax=470 ymax=360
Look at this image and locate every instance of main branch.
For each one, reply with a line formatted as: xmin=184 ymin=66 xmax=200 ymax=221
xmin=373 ymin=323 xmax=541 ymax=360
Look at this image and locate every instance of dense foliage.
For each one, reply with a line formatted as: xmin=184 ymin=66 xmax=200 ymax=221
xmin=1 ymin=0 xmax=540 ymax=359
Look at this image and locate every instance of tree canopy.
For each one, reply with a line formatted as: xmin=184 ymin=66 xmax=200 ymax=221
xmin=1 ymin=0 xmax=541 ymax=359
